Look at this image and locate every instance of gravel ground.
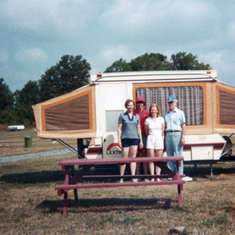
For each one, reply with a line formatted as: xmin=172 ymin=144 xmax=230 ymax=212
xmin=0 ymin=149 xmax=71 ymax=163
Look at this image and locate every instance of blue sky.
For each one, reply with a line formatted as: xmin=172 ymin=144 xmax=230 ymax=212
xmin=0 ymin=0 xmax=235 ymax=92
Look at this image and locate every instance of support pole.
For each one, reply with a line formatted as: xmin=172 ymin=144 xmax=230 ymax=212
xmin=178 ymin=184 xmax=182 ymax=208
xmin=210 ymin=163 xmax=213 ymax=179
xmin=77 ymin=139 xmax=85 ymax=159
xmin=63 ymin=192 xmax=68 ymax=215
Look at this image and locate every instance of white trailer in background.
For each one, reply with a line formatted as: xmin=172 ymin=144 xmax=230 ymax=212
xmin=8 ymin=125 xmax=25 ymax=131
xmin=33 ymin=70 xmax=235 ymax=175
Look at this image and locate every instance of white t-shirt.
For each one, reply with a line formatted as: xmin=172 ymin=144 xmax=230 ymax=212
xmin=145 ymin=116 xmax=165 ymax=149
xmin=145 ymin=116 xmax=165 ymax=137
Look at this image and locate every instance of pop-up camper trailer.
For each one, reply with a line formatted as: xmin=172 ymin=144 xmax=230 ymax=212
xmin=33 ymin=70 xmax=235 ymax=164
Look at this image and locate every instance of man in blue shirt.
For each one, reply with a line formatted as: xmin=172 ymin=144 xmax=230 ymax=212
xmin=164 ymin=95 xmax=186 ymax=176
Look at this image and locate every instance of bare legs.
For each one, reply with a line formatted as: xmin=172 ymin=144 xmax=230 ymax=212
xmin=148 ymin=149 xmax=163 ymax=181
xmin=129 ymin=146 xmax=138 ymax=180
xmin=120 ymin=145 xmax=138 ymax=183
xmin=136 ymin=148 xmax=148 ymax=176
xmin=120 ymin=146 xmax=163 ymax=182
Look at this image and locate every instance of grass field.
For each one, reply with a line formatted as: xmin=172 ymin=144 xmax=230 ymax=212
xmin=0 ymin=128 xmax=77 ymax=157
xmin=0 ymin=129 xmax=235 ymax=234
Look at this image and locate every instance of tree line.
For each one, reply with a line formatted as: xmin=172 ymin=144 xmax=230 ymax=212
xmin=0 ymin=52 xmax=211 ymax=127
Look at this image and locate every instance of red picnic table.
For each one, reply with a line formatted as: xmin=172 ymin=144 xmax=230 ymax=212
xmin=55 ymin=156 xmax=185 ymax=215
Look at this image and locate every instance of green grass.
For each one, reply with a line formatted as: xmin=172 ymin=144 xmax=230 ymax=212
xmin=1 ymin=129 xmax=235 ymax=234
xmin=204 ymin=214 xmax=228 ymax=227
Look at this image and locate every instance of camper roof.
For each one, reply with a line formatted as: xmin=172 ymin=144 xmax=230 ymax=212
xmin=90 ymin=70 xmax=217 ymax=84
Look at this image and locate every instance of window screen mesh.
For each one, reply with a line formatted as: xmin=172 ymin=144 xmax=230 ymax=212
xmin=45 ymin=94 xmax=90 ymax=130
xmin=136 ymin=86 xmax=203 ymax=125
xmin=220 ymin=90 xmax=235 ymax=125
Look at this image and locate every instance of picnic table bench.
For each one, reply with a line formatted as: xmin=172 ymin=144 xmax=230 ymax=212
xmin=55 ymin=156 xmax=185 ymax=215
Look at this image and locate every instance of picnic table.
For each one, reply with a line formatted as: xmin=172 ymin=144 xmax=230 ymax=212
xmin=55 ymin=156 xmax=185 ymax=215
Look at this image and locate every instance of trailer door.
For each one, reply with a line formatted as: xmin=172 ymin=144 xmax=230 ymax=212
xmin=96 ymin=83 xmax=130 ymax=159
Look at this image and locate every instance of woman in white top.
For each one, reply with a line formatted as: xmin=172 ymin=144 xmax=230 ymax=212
xmin=144 ymin=104 xmax=165 ymax=181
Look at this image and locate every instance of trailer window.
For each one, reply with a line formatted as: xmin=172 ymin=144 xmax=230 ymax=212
xmin=106 ymin=110 xmax=123 ymax=132
xmin=45 ymin=94 xmax=90 ymax=130
xmin=220 ymin=90 xmax=235 ymax=125
xmin=136 ymin=86 xmax=203 ymax=126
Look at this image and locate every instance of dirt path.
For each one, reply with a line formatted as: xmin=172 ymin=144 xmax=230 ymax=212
xmin=0 ymin=149 xmax=71 ymax=163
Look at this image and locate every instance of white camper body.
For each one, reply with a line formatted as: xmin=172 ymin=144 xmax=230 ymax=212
xmin=33 ymin=70 xmax=235 ymax=162
xmin=87 ymin=71 xmax=226 ymax=161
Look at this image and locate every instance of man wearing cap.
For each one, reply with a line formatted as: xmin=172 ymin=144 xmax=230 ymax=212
xmin=164 ymin=95 xmax=186 ymax=176
xmin=134 ymin=96 xmax=149 ymax=177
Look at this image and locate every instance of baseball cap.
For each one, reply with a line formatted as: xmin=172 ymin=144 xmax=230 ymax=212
xmin=167 ymin=95 xmax=176 ymax=103
xmin=136 ymin=96 xmax=145 ymax=104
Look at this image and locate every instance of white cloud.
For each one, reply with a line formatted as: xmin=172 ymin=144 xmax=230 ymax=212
xmin=14 ymin=48 xmax=48 ymax=63
xmin=100 ymin=45 xmax=134 ymax=63
xmin=0 ymin=0 xmax=96 ymax=39
xmin=99 ymin=0 xmax=221 ymax=42
xmin=200 ymin=51 xmax=223 ymax=68
xmin=1 ymin=0 xmax=235 ymax=91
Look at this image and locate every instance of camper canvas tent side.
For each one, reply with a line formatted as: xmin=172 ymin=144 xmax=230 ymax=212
xmin=33 ymin=85 xmax=96 ymax=139
xmin=213 ymin=80 xmax=235 ymax=134
xmin=213 ymin=80 xmax=235 ymax=158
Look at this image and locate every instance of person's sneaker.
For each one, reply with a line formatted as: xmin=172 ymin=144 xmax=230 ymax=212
xmin=182 ymin=176 xmax=193 ymax=182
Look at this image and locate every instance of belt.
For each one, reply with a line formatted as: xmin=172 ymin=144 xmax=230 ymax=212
xmin=166 ymin=130 xmax=181 ymax=133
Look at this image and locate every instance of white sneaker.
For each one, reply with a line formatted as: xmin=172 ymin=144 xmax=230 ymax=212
xmin=182 ymin=176 xmax=193 ymax=182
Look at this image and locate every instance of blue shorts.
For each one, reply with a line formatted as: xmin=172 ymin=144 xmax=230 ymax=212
xmin=122 ymin=139 xmax=139 ymax=147
xmin=142 ymin=133 xmax=147 ymax=148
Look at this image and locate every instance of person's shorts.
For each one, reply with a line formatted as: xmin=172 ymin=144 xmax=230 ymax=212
xmin=146 ymin=135 xmax=163 ymax=150
xmin=122 ymin=139 xmax=139 ymax=147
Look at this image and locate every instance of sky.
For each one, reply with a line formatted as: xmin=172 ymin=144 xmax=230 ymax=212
xmin=0 ymin=0 xmax=235 ymax=92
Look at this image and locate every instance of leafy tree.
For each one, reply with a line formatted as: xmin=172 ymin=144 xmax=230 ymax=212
xmin=104 ymin=52 xmax=211 ymax=72
xmin=130 ymin=53 xmax=168 ymax=71
xmin=104 ymin=58 xmax=132 ymax=72
xmin=14 ymin=80 xmax=40 ymax=126
xmin=168 ymin=52 xmax=211 ymax=70
xmin=0 ymin=78 xmax=14 ymax=124
xmin=39 ymin=55 xmax=91 ymax=102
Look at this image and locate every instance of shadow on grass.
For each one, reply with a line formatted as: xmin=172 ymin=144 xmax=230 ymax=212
xmin=0 ymin=168 xmax=121 ymax=184
xmin=37 ymin=197 xmax=175 ymax=214
xmin=0 ymin=170 xmax=65 ymax=184
xmin=1 ymin=164 xmax=234 ymax=184
xmin=184 ymin=164 xmax=235 ymax=179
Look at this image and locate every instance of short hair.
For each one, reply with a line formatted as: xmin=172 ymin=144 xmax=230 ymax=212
xmin=149 ymin=104 xmax=161 ymax=117
xmin=125 ymin=99 xmax=135 ymax=108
